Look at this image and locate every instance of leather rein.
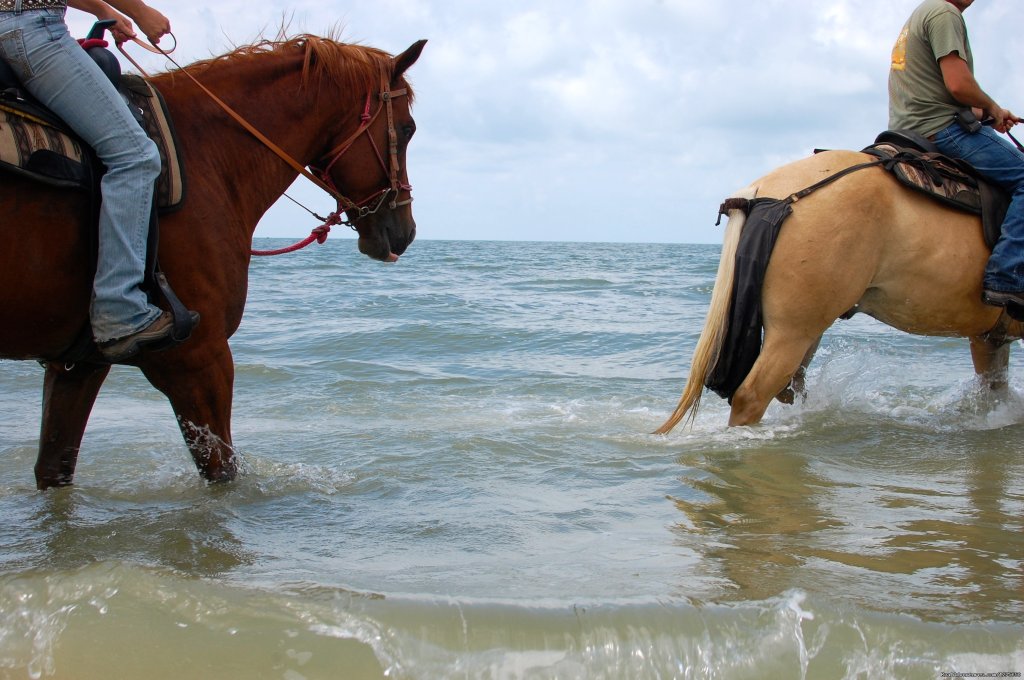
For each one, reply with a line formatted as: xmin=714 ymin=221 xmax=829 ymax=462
xmin=117 ymin=36 xmax=412 ymax=256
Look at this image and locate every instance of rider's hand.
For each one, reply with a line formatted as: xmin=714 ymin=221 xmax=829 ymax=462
xmin=990 ymin=107 xmax=1020 ymax=134
xmin=130 ymin=5 xmax=170 ymax=45
xmin=107 ymin=13 xmax=136 ymax=44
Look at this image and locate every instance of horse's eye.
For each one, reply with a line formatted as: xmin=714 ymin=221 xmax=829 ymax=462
xmin=403 ymin=124 xmax=416 ymax=139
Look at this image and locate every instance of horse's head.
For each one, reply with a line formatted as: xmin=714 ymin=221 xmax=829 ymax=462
xmin=312 ymin=40 xmax=426 ymax=262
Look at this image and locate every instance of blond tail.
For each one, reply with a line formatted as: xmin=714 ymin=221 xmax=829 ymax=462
xmin=654 ymin=186 xmax=757 ymax=434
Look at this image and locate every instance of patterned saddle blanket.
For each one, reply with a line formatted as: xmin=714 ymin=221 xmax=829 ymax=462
xmin=0 ymin=73 xmax=184 ymax=212
xmin=863 ymin=132 xmax=1009 ymax=250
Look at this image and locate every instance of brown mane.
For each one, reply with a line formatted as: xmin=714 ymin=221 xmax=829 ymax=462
xmin=152 ymin=33 xmax=411 ymax=100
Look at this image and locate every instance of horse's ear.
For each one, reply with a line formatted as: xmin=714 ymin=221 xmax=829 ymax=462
xmin=393 ymin=39 xmax=427 ymax=80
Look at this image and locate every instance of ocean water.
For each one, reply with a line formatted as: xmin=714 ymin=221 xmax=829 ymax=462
xmin=0 ymin=239 xmax=1021 ymax=679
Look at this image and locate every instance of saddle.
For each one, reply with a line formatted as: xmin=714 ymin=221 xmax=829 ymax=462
xmin=865 ymin=130 xmax=1009 ymax=250
xmin=0 ymin=34 xmax=184 ymax=210
xmin=0 ymin=22 xmax=193 ymax=364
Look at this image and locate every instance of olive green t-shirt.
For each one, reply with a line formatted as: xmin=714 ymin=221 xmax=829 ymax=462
xmin=888 ymin=0 xmax=974 ymax=136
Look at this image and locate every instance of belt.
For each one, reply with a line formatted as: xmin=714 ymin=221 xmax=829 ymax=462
xmin=0 ymin=0 xmax=66 ymax=11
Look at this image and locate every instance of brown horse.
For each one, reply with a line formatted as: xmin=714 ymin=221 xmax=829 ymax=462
xmin=0 ymin=34 xmax=426 ymax=489
xmin=657 ymin=149 xmax=1024 ymax=432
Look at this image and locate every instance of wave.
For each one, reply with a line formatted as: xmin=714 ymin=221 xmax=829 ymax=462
xmin=1 ymin=563 xmax=1020 ymax=679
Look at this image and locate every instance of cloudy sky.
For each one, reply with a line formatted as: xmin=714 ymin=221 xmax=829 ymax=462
xmin=68 ymin=0 xmax=1024 ymax=244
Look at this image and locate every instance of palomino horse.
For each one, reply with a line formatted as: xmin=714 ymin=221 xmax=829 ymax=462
xmin=657 ymin=148 xmax=1023 ymax=432
xmin=0 ymin=34 xmax=426 ymax=489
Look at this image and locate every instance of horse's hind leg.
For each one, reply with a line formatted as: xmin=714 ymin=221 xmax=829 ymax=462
xmin=969 ymin=335 xmax=1011 ymax=391
xmin=140 ymin=340 xmax=237 ymax=482
xmin=36 ymin=362 xmax=111 ymax=489
xmin=775 ymin=336 xmax=821 ymax=405
xmin=729 ymin=331 xmax=822 ymax=426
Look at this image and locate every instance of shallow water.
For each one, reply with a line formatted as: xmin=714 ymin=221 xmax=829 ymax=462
xmin=0 ymin=240 xmax=1021 ymax=679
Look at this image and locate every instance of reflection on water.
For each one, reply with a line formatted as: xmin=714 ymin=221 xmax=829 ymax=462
xmin=3 ymin=488 xmax=253 ymax=578
xmin=672 ymin=447 xmax=843 ymax=603
xmin=670 ymin=423 xmax=1024 ymax=623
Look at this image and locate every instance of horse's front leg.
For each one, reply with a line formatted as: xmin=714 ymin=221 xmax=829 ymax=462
xmin=36 ymin=362 xmax=111 ymax=489
xmin=140 ymin=339 xmax=237 ymax=482
xmin=969 ymin=335 xmax=1011 ymax=391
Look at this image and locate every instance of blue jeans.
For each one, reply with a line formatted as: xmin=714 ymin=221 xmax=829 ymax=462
xmin=0 ymin=7 xmax=162 ymax=342
xmin=933 ymin=121 xmax=1024 ymax=293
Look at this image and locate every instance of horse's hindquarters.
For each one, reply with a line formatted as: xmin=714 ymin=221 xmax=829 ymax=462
xmin=759 ymin=154 xmax=1001 ymax=338
xmin=718 ymin=151 xmax=1014 ymax=426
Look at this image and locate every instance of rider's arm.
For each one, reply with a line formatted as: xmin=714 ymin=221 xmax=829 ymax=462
xmin=66 ymin=0 xmax=134 ymax=44
xmin=939 ymin=53 xmax=1019 ymax=132
xmin=72 ymin=0 xmax=170 ymax=44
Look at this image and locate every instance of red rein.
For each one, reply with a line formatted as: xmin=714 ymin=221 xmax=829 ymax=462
xmin=249 ymin=219 xmax=339 ymax=257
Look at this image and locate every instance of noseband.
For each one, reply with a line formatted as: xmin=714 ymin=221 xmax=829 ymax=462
xmin=311 ymin=72 xmax=413 ymax=228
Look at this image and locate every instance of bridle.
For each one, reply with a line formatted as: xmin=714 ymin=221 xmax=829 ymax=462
xmin=118 ymin=36 xmax=412 ymax=253
xmin=309 ymin=71 xmax=413 ymax=227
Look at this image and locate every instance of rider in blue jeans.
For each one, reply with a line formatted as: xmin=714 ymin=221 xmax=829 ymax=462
xmin=0 ymin=0 xmax=194 ymax=362
xmin=889 ymin=0 xmax=1024 ymax=309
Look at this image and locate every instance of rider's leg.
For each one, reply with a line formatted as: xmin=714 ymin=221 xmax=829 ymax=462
xmin=934 ymin=123 xmax=1024 ymax=295
xmin=0 ymin=7 xmax=162 ymax=342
